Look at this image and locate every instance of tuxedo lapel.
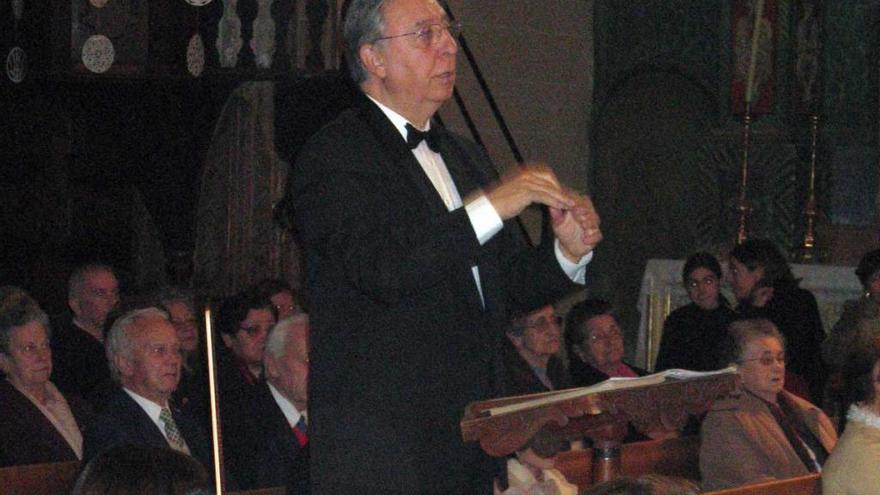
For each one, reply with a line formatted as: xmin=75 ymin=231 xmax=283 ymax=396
xmin=357 ymin=99 xmax=450 ymax=216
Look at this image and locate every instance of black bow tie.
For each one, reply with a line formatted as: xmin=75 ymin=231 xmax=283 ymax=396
xmin=405 ymin=123 xmax=443 ymax=152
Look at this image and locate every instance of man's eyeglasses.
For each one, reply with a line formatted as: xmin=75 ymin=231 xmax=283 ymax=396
xmin=373 ymin=21 xmax=462 ymax=49
xmin=738 ymin=353 xmax=786 ymax=367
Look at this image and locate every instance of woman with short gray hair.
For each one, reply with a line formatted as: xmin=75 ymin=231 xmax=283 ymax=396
xmin=699 ymin=318 xmax=837 ymax=490
xmin=0 ymin=286 xmax=93 ymax=466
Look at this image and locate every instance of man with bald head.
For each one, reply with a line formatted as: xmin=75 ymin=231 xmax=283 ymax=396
xmin=292 ymin=0 xmax=602 ymax=492
xmin=82 ymin=308 xmax=210 ymax=469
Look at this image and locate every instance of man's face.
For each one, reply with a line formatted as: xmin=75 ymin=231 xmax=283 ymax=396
xmin=70 ymin=269 xmax=119 ymax=329
xmin=267 ymin=323 xmax=309 ymax=410
xmin=686 ymin=267 xmax=721 ymax=310
xmin=270 ymin=290 xmax=297 ymax=321
xmin=166 ymin=301 xmax=199 ymax=353
xmin=0 ymin=320 xmax=52 ymax=390
xmin=118 ymin=317 xmax=182 ymax=405
xmin=582 ymin=314 xmax=625 ymax=370
xmin=511 ymin=306 xmax=562 ymax=359
xmin=367 ymin=0 xmax=457 ymax=123
xmin=222 ymin=308 xmax=275 ymax=367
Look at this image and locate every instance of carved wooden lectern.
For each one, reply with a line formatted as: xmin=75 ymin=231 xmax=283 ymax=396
xmin=461 ymin=371 xmax=737 ymax=484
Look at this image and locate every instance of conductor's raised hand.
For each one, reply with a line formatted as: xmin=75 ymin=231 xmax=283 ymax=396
xmin=483 ymin=164 xmax=575 ymax=220
xmin=551 ymin=192 xmax=602 ymax=263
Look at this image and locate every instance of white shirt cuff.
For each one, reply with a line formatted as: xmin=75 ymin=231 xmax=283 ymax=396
xmin=465 ymin=194 xmax=503 ymax=245
xmin=555 ymin=240 xmax=593 ymax=284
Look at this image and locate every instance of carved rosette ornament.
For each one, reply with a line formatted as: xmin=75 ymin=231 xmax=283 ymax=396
xmin=6 ymin=47 xmax=26 ymax=83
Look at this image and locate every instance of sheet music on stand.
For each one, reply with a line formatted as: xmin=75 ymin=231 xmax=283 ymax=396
xmin=484 ymin=367 xmax=737 ymax=417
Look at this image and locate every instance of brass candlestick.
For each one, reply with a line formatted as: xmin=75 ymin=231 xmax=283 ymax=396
xmin=735 ymin=104 xmax=753 ymax=245
xmin=794 ymin=114 xmax=820 ymax=263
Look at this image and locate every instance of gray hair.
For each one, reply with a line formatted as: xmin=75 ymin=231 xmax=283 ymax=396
xmin=264 ymin=313 xmax=309 ymax=362
xmin=106 ymin=307 xmax=169 ymax=383
xmin=723 ymin=318 xmax=785 ymax=365
xmin=68 ymin=263 xmax=116 ymax=300
xmin=0 ymin=286 xmax=50 ymax=355
xmin=343 ymin=0 xmax=387 ymax=84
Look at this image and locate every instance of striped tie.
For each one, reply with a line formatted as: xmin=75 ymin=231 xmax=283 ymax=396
xmin=292 ymin=416 xmax=308 ymax=447
xmin=160 ymin=407 xmax=191 ymax=455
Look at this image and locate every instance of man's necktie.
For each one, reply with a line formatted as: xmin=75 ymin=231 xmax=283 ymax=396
xmin=405 ymin=123 xmax=442 ymax=152
xmin=159 ymin=407 xmax=191 ymax=455
xmin=292 ymin=416 xmax=308 ymax=447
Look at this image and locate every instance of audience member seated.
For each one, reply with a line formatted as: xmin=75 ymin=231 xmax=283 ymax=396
xmin=51 ymin=263 xmax=120 ymax=407
xmin=254 ymin=278 xmax=301 ymax=320
xmin=155 ymin=287 xmax=208 ymax=428
xmin=823 ymin=248 xmax=880 ymax=417
xmin=655 ymin=252 xmax=735 ymax=372
xmin=822 ymin=337 xmax=880 ymax=495
xmin=0 ymin=286 xmax=93 ymax=466
xmin=232 ymin=314 xmax=310 ymax=492
xmin=82 ymin=308 xmax=211 ymax=470
xmin=565 ymin=299 xmax=646 ymax=387
xmin=70 ymin=445 xmax=209 ymax=495
xmin=499 ymin=305 xmax=571 ymax=396
xmin=699 ymin=318 xmax=837 ymax=491
xmin=214 ymin=290 xmax=276 ymax=488
xmin=728 ymin=239 xmax=825 ymax=402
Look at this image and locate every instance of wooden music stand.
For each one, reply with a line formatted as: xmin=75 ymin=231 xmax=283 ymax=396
xmin=461 ymin=371 xmax=736 ymax=484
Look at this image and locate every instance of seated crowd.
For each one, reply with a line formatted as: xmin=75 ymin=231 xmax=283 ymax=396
xmin=2 ymin=240 xmax=880 ymax=494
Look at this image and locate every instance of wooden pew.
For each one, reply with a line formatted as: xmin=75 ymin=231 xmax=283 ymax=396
xmin=0 ymin=461 xmax=80 ymax=495
xmin=228 ymin=487 xmax=286 ymax=495
xmin=555 ymin=435 xmax=701 ymax=491
xmin=702 ymin=473 xmax=821 ymax=495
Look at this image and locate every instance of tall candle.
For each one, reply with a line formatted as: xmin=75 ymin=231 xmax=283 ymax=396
xmin=745 ymin=0 xmax=765 ymax=104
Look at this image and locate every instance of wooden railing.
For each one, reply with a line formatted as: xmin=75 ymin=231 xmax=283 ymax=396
xmin=702 ymin=473 xmax=821 ymax=495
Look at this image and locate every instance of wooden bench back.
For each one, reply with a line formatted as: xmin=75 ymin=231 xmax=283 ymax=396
xmin=554 ymin=435 xmax=701 ymax=491
xmin=0 ymin=461 xmax=80 ymax=495
xmin=702 ymin=473 xmax=821 ymax=495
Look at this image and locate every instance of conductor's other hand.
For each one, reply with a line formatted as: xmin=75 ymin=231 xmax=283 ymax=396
xmin=483 ymin=164 xmax=575 ymax=220
xmin=551 ymin=192 xmax=602 ymax=263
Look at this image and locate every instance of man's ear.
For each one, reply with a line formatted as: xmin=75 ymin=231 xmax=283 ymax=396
xmin=360 ymin=43 xmax=386 ymax=79
xmin=0 ymin=354 xmax=12 ymax=375
xmin=221 ymin=333 xmax=234 ymax=350
xmin=264 ymin=354 xmax=278 ymax=380
xmin=115 ymin=353 xmax=133 ymax=379
xmin=68 ymin=296 xmax=80 ymax=316
xmin=506 ymin=333 xmax=522 ymax=350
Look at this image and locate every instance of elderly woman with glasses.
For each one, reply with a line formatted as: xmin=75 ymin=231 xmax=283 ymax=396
xmin=0 ymin=286 xmax=93 ymax=466
xmin=699 ymin=318 xmax=837 ymax=491
xmin=565 ymin=299 xmax=645 ymax=387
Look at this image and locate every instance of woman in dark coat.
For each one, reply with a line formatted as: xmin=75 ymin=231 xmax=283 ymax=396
xmin=0 ymin=286 xmax=92 ymax=466
xmin=655 ymin=252 xmax=736 ymax=372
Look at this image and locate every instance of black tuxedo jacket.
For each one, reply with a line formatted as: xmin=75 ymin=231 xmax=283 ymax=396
xmin=82 ymin=388 xmax=211 ymax=470
xmin=292 ymin=94 xmax=578 ymax=493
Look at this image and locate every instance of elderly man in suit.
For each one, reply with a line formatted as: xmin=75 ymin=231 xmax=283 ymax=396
xmin=291 ymin=0 xmax=601 ymax=492
xmin=231 ymin=314 xmax=310 ymax=491
xmin=82 ymin=308 xmax=210 ymax=469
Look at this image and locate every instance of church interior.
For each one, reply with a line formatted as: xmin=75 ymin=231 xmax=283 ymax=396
xmin=1 ymin=0 xmax=880 ymax=492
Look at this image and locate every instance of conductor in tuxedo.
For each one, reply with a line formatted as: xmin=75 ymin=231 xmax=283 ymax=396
xmin=291 ymin=0 xmax=602 ymax=492
xmin=82 ymin=308 xmax=211 ymax=470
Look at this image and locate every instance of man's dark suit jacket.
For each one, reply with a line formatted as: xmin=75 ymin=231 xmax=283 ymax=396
xmin=50 ymin=315 xmax=115 ymax=408
xmin=82 ymin=388 xmax=211 ymax=470
xmin=229 ymin=383 xmax=309 ymax=492
xmin=0 ymin=379 xmax=93 ymax=466
xmin=292 ymin=94 xmax=578 ymax=493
